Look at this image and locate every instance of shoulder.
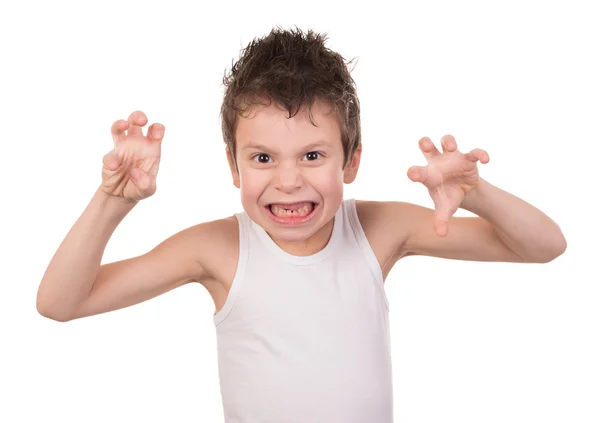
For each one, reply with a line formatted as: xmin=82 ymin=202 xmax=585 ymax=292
xmin=354 ymin=199 xmax=419 ymax=236
xmin=169 ymin=215 xmax=240 ymax=284
xmin=353 ymin=200 xmax=419 ymax=274
xmin=354 ymin=199 xmax=443 ymax=258
xmin=184 ymin=214 xmax=239 ymax=245
xmin=354 ymin=199 xmax=526 ymax=263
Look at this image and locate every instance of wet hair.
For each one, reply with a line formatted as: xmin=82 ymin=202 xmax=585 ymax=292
xmin=220 ymin=26 xmax=361 ymax=171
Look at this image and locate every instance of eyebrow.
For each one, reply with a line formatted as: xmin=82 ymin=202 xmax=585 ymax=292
xmin=242 ymin=141 xmax=330 ymax=153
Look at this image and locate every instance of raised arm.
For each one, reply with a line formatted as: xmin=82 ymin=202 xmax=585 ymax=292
xmin=36 ymin=111 xmax=209 ymax=321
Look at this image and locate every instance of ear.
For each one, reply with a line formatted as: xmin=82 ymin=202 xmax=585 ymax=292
xmin=343 ymin=146 xmax=362 ymax=184
xmin=226 ymin=146 xmax=241 ymax=189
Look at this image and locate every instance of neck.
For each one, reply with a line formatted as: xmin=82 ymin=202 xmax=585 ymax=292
xmin=269 ymin=218 xmax=335 ymax=256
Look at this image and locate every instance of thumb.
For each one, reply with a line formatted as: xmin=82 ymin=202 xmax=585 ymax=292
xmin=407 ymin=165 xmax=428 ymax=183
xmin=433 ymin=206 xmax=450 ymax=237
xmin=102 ymin=150 xmax=124 ymax=171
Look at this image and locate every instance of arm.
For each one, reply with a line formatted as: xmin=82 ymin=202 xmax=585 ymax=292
xmin=37 ymin=111 xmax=219 ymax=322
xmin=36 ymin=187 xmax=137 ymax=321
xmin=459 ymin=178 xmax=566 ymax=262
xmin=392 ymin=179 xmax=565 ymax=263
xmin=36 ymin=188 xmax=210 ymax=322
xmin=386 ymin=135 xmax=566 ymax=264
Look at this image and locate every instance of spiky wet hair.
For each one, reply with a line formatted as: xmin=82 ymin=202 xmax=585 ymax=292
xmin=220 ymin=27 xmax=361 ymax=171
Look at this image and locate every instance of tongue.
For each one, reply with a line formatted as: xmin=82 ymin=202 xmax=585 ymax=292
xmin=272 ymin=202 xmax=313 ymax=211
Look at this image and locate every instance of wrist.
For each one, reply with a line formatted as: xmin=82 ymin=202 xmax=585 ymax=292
xmin=460 ymin=178 xmax=489 ymax=213
xmin=94 ymin=186 xmax=138 ymax=215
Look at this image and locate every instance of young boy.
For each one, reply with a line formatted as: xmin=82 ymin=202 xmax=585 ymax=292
xmin=36 ymin=28 xmax=566 ymax=422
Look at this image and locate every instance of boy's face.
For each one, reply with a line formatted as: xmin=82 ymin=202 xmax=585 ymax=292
xmin=227 ymin=99 xmax=361 ymax=254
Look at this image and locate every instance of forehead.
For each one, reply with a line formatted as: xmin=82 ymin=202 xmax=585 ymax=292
xmin=235 ymin=100 xmax=341 ymax=149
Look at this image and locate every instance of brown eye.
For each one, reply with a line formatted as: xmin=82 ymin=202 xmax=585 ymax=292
xmin=253 ymin=153 xmax=271 ymax=163
xmin=305 ymin=152 xmax=321 ymax=161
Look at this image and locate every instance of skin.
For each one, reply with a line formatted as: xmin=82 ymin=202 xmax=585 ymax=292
xmin=37 ymin=109 xmax=566 ymax=322
xmin=227 ymin=100 xmax=360 ymax=256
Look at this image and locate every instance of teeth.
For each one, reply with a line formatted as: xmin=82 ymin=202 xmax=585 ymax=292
xmin=270 ymin=203 xmax=314 ymax=218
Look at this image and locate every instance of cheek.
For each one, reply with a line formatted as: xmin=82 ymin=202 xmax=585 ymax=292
xmin=308 ymin=165 xmax=344 ymax=196
xmin=238 ymin=163 xmax=345 ymax=200
xmin=238 ymin=168 xmax=269 ymax=199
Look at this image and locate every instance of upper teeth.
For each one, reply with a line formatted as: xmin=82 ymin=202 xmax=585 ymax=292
xmin=271 ymin=203 xmax=314 ymax=216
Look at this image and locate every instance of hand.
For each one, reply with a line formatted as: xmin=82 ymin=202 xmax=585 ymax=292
xmin=101 ymin=111 xmax=165 ymax=202
xmin=407 ymin=135 xmax=489 ymax=237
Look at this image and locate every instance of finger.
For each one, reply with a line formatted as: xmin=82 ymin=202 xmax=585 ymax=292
xmin=464 ymin=148 xmax=489 ymax=163
xmin=102 ymin=150 xmax=124 ymax=171
xmin=407 ymin=165 xmax=428 ymax=183
xmin=111 ymin=120 xmax=129 ymax=144
xmin=434 ymin=219 xmax=449 ymax=237
xmin=433 ymin=206 xmax=451 ymax=237
xmin=127 ymin=111 xmax=148 ymax=137
xmin=418 ymin=137 xmax=441 ymax=161
xmin=147 ymin=123 xmax=165 ymax=142
xmin=431 ymin=185 xmax=453 ymax=237
xmin=440 ymin=134 xmax=458 ymax=153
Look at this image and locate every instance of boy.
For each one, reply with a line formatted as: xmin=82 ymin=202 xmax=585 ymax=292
xmin=36 ymin=28 xmax=566 ymax=422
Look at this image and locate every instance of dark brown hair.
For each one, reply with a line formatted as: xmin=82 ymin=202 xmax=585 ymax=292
xmin=220 ymin=27 xmax=361 ymax=171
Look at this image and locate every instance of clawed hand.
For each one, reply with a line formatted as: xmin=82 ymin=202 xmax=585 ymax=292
xmin=407 ymin=135 xmax=489 ymax=237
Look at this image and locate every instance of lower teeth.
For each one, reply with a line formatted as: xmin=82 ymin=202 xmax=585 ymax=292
xmin=270 ymin=203 xmax=314 ymax=217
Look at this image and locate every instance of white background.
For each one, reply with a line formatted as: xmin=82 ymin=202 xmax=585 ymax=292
xmin=1 ymin=0 xmax=598 ymax=422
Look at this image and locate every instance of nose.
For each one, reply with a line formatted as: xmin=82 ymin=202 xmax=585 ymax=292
xmin=274 ymin=164 xmax=303 ymax=193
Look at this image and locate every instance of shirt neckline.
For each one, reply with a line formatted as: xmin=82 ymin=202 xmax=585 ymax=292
xmin=249 ymin=202 xmax=344 ymax=265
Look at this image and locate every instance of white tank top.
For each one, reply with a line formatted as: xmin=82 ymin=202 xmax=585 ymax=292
xmin=213 ymin=198 xmax=393 ymax=422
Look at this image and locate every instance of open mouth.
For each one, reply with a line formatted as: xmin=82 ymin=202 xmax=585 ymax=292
xmin=265 ymin=201 xmax=319 ymax=224
xmin=268 ymin=202 xmax=315 ymax=217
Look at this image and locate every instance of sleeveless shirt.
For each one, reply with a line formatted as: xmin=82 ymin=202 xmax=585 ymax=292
xmin=213 ymin=198 xmax=393 ymax=422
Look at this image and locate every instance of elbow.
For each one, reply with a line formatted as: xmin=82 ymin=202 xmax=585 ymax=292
xmin=550 ymin=231 xmax=567 ymax=261
xmin=38 ymin=308 xmax=72 ymax=323
xmin=37 ymin=306 xmax=69 ymax=322
xmin=537 ymin=234 xmax=567 ymax=263
xmin=557 ymin=235 xmax=567 ymax=257
xmin=36 ymin=297 xmax=72 ymax=323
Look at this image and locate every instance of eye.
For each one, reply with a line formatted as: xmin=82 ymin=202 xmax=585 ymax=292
xmin=252 ymin=153 xmax=271 ymax=164
xmin=304 ymin=151 xmax=321 ymax=161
